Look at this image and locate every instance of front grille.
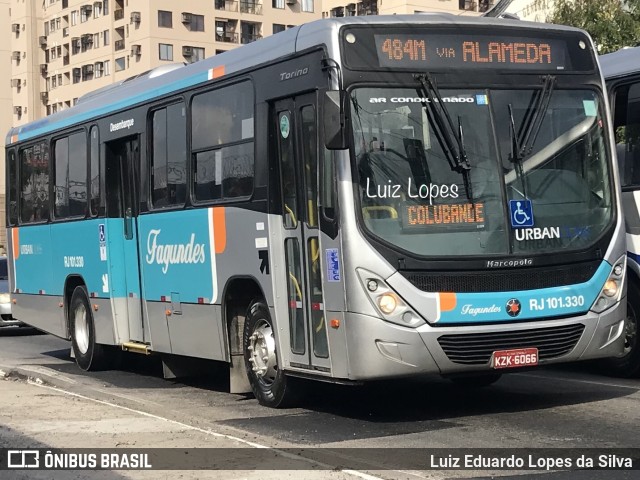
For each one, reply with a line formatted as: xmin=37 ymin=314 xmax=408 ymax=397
xmin=437 ymin=324 xmax=585 ymax=365
xmin=401 ymin=261 xmax=600 ymax=293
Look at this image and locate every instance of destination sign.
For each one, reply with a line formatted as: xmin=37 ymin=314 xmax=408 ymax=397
xmin=373 ymin=34 xmax=568 ymax=70
xmin=402 ymin=202 xmax=486 ymax=232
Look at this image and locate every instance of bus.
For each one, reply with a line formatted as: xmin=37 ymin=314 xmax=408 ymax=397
xmin=6 ymin=15 xmax=628 ymax=408
xmin=600 ymin=46 xmax=640 ymax=377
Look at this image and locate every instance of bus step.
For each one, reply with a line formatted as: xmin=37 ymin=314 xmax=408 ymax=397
xmin=121 ymin=342 xmax=152 ymax=355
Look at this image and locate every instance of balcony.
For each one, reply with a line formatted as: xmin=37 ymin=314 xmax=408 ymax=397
xmin=240 ymin=2 xmax=262 ymax=14
xmin=215 ymin=0 xmax=239 ymax=12
xmin=115 ymin=39 xmax=125 ymax=51
xmin=240 ymin=33 xmax=262 ymax=44
xmin=114 ymin=9 xmax=124 ymax=21
xmin=216 ymin=31 xmax=238 ymax=43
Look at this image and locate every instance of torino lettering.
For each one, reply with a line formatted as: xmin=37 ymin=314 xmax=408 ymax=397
xmin=146 ymin=229 xmax=206 ymax=274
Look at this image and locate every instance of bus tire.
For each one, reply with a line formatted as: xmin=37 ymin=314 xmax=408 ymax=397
xmin=243 ymin=301 xmax=298 ymax=408
xmin=449 ymin=373 xmax=502 ymax=388
xmin=70 ymin=286 xmax=108 ymax=371
xmin=603 ymin=279 xmax=640 ymax=378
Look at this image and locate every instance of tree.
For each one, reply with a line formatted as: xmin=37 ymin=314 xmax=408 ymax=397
xmin=548 ymin=0 xmax=640 ymax=54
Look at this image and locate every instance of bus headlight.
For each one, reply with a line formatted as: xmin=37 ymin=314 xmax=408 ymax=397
xmin=357 ymin=269 xmax=425 ymax=328
xmin=0 ymin=293 xmax=9 ymax=304
xmin=377 ymin=293 xmax=398 ymax=314
xmin=591 ymin=256 xmax=626 ymax=313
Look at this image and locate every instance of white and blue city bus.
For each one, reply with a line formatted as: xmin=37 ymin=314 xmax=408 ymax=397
xmin=601 ymin=46 xmax=640 ymax=377
xmin=6 ymin=15 xmax=627 ymax=407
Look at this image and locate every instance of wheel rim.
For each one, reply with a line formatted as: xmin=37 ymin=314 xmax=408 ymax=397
xmin=247 ymin=319 xmax=277 ymax=385
xmin=74 ymin=303 xmax=90 ymax=355
xmin=623 ymin=303 xmax=637 ymax=356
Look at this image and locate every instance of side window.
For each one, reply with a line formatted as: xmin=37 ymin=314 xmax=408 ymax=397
xmin=151 ymin=102 xmax=186 ymax=207
xmin=54 ymin=132 xmax=87 ymax=218
xmin=7 ymin=150 xmax=18 ymax=226
xmin=614 ymin=82 xmax=640 ymax=189
xmin=90 ymin=126 xmax=101 ymax=216
xmin=192 ymin=81 xmax=254 ymax=202
xmin=20 ymin=141 xmax=50 ymax=223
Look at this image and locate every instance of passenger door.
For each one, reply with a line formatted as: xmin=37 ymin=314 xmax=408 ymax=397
xmin=273 ymin=93 xmax=331 ymax=372
xmin=104 ymin=136 xmax=145 ymax=343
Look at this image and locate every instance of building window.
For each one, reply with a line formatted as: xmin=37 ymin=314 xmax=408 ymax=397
xmin=103 ymin=0 xmax=108 ymax=15
xmin=273 ymin=23 xmax=285 ymax=34
xmin=151 ymin=103 xmax=187 ymax=208
xmin=54 ymin=132 xmax=87 ymax=218
xmin=159 ymin=43 xmax=173 ymax=61
xmin=95 ymin=61 xmax=104 ymax=78
xmin=94 ymin=3 xmax=102 ymax=18
xmin=158 ymin=10 xmax=172 ymax=28
xmin=103 ymin=29 xmax=110 ymax=45
xmin=185 ymin=46 xmax=205 ymax=63
xmin=104 ymin=60 xmax=110 ymax=75
xmin=272 ymin=0 xmax=285 ymax=8
xmin=301 ymin=0 xmax=313 ymax=12
xmin=192 ymin=81 xmax=255 ymax=201
xmin=52 ymin=75 xmax=57 ymax=88
xmin=71 ymin=10 xmax=77 ymax=25
xmin=187 ymin=14 xmax=205 ymax=32
xmin=115 ymin=56 xmax=125 ymax=71
xmin=81 ymin=7 xmax=89 ymax=23
xmin=20 ymin=141 xmax=50 ymax=223
xmin=73 ymin=68 xmax=81 ymax=83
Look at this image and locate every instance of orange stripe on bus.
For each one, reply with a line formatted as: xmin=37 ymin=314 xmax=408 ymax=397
xmin=11 ymin=135 xmax=18 ymax=143
xmin=12 ymin=228 xmax=19 ymax=260
xmin=213 ymin=207 xmax=226 ymax=254
xmin=438 ymin=292 xmax=457 ymax=312
xmin=212 ymin=65 xmax=225 ymax=79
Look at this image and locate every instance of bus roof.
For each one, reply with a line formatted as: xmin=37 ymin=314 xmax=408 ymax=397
xmin=6 ymin=14 xmax=591 ymax=145
xmin=600 ymin=46 xmax=640 ymax=81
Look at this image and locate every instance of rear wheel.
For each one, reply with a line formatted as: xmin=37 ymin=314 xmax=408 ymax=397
xmin=449 ymin=373 xmax=502 ymax=388
xmin=243 ymin=301 xmax=299 ymax=408
xmin=603 ymin=278 xmax=640 ymax=378
xmin=70 ymin=286 xmax=109 ymax=371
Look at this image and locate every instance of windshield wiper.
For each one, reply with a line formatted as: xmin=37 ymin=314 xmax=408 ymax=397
xmin=508 ymin=104 xmax=527 ymax=197
xmin=518 ymin=74 xmax=556 ymax=159
xmin=414 ymin=73 xmax=473 ymax=201
xmin=507 ymin=75 xmax=556 ymax=198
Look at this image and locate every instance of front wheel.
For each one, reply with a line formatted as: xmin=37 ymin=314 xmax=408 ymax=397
xmin=243 ymin=301 xmax=299 ymax=408
xmin=69 ymin=286 xmax=110 ymax=371
xmin=602 ymin=279 xmax=640 ymax=378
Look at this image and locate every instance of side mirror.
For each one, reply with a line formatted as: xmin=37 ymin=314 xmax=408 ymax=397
xmin=323 ymin=90 xmax=347 ymax=150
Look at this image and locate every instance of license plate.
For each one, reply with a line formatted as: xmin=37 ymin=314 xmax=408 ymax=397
xmin=492 ymin=348 xmax=538 ymax=369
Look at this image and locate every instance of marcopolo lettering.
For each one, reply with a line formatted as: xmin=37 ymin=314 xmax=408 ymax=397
xmin=110 ymin=119 xmax=135 ymax=132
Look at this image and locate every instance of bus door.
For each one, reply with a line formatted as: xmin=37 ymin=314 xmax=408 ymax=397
xmin=273 ymin=94 xmax=331 ymax=372
xmin=105 ymin=136 xmax=145 ymax=344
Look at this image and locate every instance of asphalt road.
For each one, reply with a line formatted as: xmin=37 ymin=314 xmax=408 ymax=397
xmin=0 ymin=326 xmax=639 ymax=479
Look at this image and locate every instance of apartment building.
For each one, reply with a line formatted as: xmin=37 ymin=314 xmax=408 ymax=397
xmin=1 ymin=0 xmax=11 ymax=250
xmin=322 ymin=0 xmax=497 ymax=17
xmin=8 ymin=0 xmax=321 ymax=127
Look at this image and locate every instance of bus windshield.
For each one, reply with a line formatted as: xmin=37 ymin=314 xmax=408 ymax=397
xmin=351 ymin=87 xmax=613 ymax=257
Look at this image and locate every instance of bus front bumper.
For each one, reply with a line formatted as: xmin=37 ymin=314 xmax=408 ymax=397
xmin=343 ymin=299 xmax=626 ymax=381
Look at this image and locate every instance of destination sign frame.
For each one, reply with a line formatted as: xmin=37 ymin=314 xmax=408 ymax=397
xmin=341 ymin=26 xmax=596 ymax=74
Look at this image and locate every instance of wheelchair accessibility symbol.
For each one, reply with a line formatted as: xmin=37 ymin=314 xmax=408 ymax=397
xmin=509 ymin=200 xmax=534 ymax=228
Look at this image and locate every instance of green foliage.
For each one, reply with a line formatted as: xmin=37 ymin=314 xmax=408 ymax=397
xmin=548 ymin=0 xmax=640 ymax=54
